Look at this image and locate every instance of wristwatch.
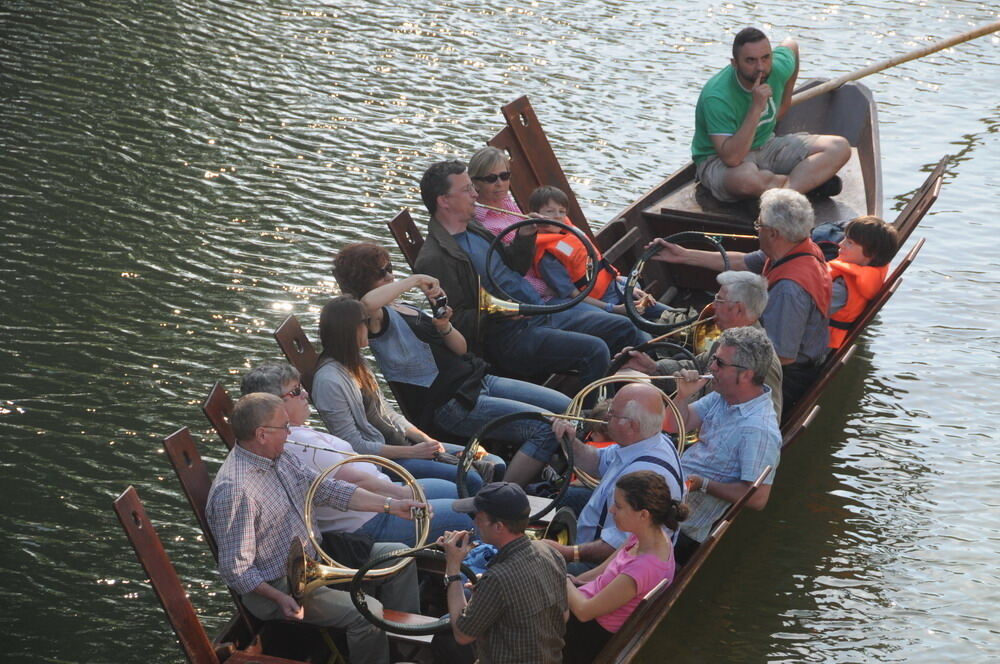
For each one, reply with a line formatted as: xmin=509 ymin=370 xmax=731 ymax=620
xmin=443 ymin=574 xmax=463 ymax=588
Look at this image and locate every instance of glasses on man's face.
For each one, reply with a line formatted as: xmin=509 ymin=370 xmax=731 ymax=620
xmin=447 ymin=184 xmax=477 ymax=197
xmin=753 ymin=219 xmax=769 ymax=232
xmin=281 ymin=385 xmax=304 ymax=400
xmin=709 ymin=355 xmax=748 ymax=371
xmin=261 ymin=423 xmax=291 ymax=433
xmin=472 ymin=171 xmax=511 ymax=184
xmin=713 ymin=294 xmax=731 ymax=304
xmin=377 ymin=264 xmax=393 ymax=277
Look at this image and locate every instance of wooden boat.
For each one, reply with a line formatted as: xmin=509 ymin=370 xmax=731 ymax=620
xmin=386 ymin=88 xmax=947 ymax=662
xmin=116 ymin=85 xmax=946 ymax=663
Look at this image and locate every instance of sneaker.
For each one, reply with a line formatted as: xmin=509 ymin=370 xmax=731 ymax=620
xmin=807 ymin=175 xmax=843 ymax=200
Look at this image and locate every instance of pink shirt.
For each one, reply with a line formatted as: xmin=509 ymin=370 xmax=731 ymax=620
xmin=578 ymin=534 xmax=675 ymax=633
xmin=473 ymin=193 xmax=553 ymax=299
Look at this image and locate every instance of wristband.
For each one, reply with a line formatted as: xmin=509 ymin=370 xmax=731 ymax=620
xmin=383 ymin=497 xmax=393 ymax=513
xmin=604 ymin=302 xmax=614 ymax=313
xmin=441 ymin=324 xmax=454 ymax=336
xmin=572 ymin=545 xmax=580 ymax=563
xmin=699 ymin=478 xmax=709 ymax=494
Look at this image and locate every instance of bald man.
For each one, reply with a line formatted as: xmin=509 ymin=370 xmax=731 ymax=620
xmin=546 ymin=383 xmax=685 ymax=573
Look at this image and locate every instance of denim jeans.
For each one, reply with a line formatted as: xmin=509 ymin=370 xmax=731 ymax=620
xmin=393 ymin=442 xmax=504 ymax=495
xmin=355 ymin=478 xmax=473 ymax=545
xmin=486 ymin=319 xmax=607 ymax=390
xmin=433 ymin=375 xmax=570 ymax=463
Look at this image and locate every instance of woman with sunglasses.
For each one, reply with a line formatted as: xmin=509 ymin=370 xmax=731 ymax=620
xmin=329 ymin=243 xmax=577 ymax=489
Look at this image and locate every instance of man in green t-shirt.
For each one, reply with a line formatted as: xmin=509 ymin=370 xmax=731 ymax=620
xmin=692 ymin=27 xmax=850 ymax=203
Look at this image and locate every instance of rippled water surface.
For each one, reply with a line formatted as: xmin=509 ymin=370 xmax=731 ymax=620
xmin=1 ymin=1 xmax=997 ymax=661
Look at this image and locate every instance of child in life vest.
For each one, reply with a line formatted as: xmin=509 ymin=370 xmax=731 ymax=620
xmin=527 ymin=185 xmax=666 ymax=320
xmin=828 ymin=216 xmax=899 ymax=348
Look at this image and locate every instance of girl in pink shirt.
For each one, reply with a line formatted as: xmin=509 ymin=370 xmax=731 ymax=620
xmin=563 ymin=470 xmax=690 ymax=662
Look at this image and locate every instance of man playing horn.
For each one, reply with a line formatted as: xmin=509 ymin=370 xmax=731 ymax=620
xmin=648 ymin=188 xmax=831 ymax=411
xmin=692 ymin=27 xmax=850 ymax=202
xmin=206 ymin=392 xmax=426 ymax=664
xmin=666 ymin=327 xmax=782 ymax=566
xmin=414 ymin=160 xmax=646 ymax=391
xmin=546 ymin=383 xmax=685 ymax=574
xmin=615 ymin=271 xmax=783 ymax=420
xmin=240 ymin=361 xmax=473 ymax=545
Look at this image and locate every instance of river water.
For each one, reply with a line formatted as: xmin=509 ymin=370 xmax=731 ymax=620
xmin=1 ymin=1 xmax=997 ymax=662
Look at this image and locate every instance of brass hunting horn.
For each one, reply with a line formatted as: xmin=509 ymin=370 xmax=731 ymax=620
xmin=286 ymin=455 xmax=430 ymax=600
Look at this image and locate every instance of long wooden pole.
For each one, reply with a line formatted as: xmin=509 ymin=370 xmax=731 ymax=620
xmin=792 ymin=19 xmax=1000 ymax=105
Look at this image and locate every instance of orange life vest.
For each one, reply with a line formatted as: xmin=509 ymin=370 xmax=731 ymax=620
xmin=827 ymin=260 xmax=888 ymax=348
xmin=532 ymin=218 xmax=618 ymax=299
xmin=762 ymin=239 xmax=832 ymax=316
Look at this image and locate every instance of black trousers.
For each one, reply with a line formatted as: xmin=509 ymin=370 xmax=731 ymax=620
xmin=782 ymin=360 xmax=821 ymax=413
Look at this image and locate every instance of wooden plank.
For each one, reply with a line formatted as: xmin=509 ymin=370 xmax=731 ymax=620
xmin=492 ymin=96 xmax=596 ymax=240
xmin=202 ymin=381 xmax=236 ymax=450
xmin=273 ymin=315 xmax=320 ymax=393
xmin=387 ymin=209 xmax=423 ymax=270
xmin=114 ymin=486 xmax=220 ymax=664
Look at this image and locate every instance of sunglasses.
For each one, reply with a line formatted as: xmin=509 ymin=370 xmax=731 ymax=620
xmin=709 ymin=355 xmax=748 ymax=371
xmin=472 ymin=171 xmax=511 ymax=184
xmin=281 ymin=385 xmax=304 ymax=399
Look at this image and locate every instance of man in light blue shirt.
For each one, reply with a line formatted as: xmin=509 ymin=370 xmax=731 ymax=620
xmin=666 ymin=326 xmax=782 ymax=565
xmin=546 ymin=383 xmax=685 ymax=573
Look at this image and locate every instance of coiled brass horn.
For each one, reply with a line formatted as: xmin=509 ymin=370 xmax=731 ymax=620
xmin=286 ymin=454 xmax=430 ymax=600
xmin=478 ymin=287 xmax=524 ymax=316
xmin=563 ymin=375 xmax=688 ymax=490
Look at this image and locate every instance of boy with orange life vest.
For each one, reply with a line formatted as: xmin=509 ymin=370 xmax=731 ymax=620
xmin=527 ymin=186 xmax=666 ymax=320
xmin=827 ymin=216 xmax=899 ymax=349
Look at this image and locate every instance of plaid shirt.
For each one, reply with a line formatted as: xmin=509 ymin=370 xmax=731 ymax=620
xmin=206 ymin=444 xmax=356 ymax=595
xmin=456 ymin=535 xmax=567 ymax=664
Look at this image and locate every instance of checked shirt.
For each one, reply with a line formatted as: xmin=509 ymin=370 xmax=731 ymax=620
xmin=206 ymin=444 xmax=356 ymax=594
xmin=455 ymin=535 xmax=567 ymax=664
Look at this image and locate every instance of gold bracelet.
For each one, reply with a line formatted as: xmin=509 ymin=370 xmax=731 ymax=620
xmin=572 ymin=545 xmax=580 ymax=563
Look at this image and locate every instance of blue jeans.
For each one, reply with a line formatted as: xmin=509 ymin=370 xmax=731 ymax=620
xmin=393 ymin=443 xmax=504 ymax=495
xmin=355 ymin=478 xmax=473 ymax=545
xmin=433 ymin=375 xmax=571 ymax=462
xmin=486 ymin=317 xmax=608 ymax=390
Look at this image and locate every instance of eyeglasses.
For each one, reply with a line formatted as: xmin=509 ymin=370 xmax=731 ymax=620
xmin=447 ymin=184 xmax=477 ymax=196
xmin=709 ymin=355 xmax=748 ymax=371
xmin=281 ymin=385 xmax=304 ymax=399
xmin=472 ymin=171 xmax=511 ymax=184
xmin=261 ymin=423 xmax=292 ymax=433
xmin=377 ymin=264 xmax=393 ymax=277
xmin=605 ymin=409 xmax=631 ymax=422
xmin=713 ymin=294 xmax=731 ymax=304
xmin=753 ymin=219 xmax=768 ymax=232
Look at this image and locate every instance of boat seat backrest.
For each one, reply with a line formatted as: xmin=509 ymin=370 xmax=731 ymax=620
xmin=490 ymin=96 xmax=595 ymax=241
xmin=163 ymin=427 xmax=218 ymax=558
xmin=113 ymin=486 xmax=221 ymax=664
xmin=273 ymin=315 xmax=319 ymax=393
xmin=202 ymin=381 xmax=237 ymax=450
xmin=388 ymin=209 xmax=424 ymax=270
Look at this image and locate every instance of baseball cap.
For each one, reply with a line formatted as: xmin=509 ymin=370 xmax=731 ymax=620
xmin=452 ymin=482 xmax=529 ymax=521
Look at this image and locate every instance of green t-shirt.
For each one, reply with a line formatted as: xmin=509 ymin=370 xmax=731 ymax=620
xmin=691 ymin=46 xmax=796 ymax=164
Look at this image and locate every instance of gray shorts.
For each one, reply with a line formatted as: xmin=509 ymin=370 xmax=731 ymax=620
xmin=696 ymin=132 xmax=816 ymax=202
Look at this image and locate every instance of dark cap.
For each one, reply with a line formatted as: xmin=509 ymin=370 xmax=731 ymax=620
xmin=452 ymin=482 xmax=529 ymax=521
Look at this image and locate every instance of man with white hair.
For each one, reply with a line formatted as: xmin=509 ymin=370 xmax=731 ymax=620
xmin=667 ymin=326 xmax=782 ymax=565
xmin=615 ymin=270 xmax=783 ymax=419
xmin=648 ymin=188 xmax=830 ymax=411
xmin=544 ymin=383 xmax=685 ymax=572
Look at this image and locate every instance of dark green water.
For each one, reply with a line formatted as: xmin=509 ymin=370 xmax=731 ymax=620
xmin=1 ymin=1 xmax=997 ymax=661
